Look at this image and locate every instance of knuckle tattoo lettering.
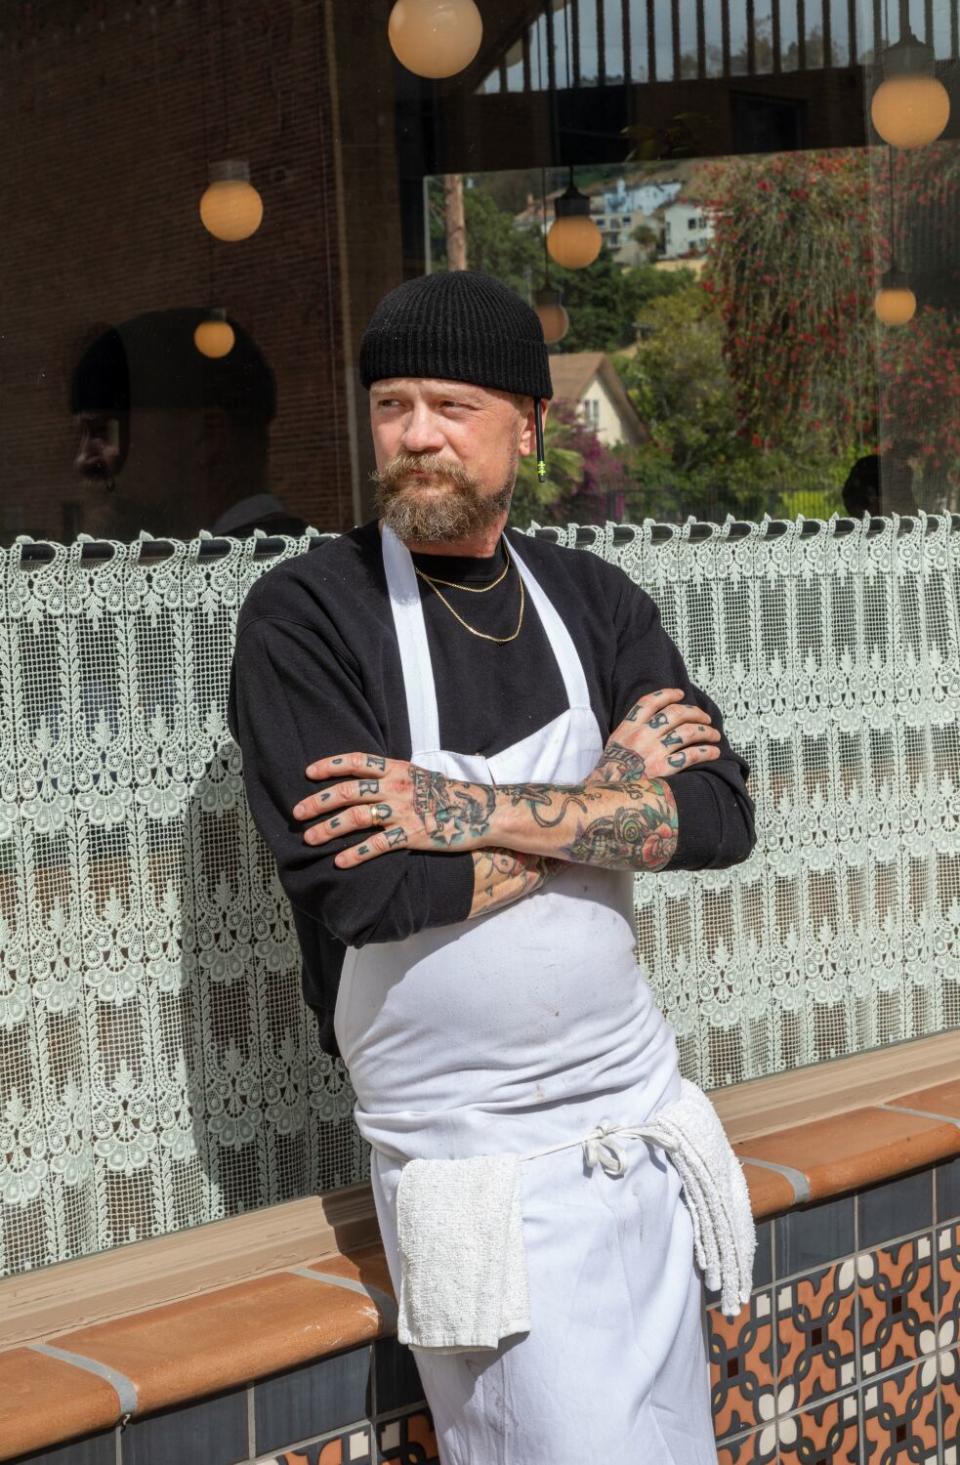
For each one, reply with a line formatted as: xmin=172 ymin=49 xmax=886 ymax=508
xmin=387 ymin=827 xmax=407 ymax=847
xmin=648 ymin=712 xmax=668 ymax=729
xmin=358 ymin=779 xmax=380 ymax=796
xmin=667 ymin=751 xmax=687 ymax=769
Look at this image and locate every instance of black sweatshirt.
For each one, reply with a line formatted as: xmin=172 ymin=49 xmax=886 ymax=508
xmin=227 ymin=520 xmax=756 ymax=1058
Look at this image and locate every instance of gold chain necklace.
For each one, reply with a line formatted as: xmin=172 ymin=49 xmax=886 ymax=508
xmin=415 ymin=538 xmax=525 ymax=644
xmin=414 ymin=539 xmax=510 ymax=593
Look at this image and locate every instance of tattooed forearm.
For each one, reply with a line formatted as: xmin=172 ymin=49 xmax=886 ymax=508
xmin=409 ymin=767 xmax=498 ymax=847
xmin=500 ymin=782 xmax=603 ymax=827
xmin=468 ymin=848 xmax=564 ymax=919
xmin=559 ymin=780 xmax=678 ymax=871
xmin=590 ymin=742 xmax=648 ymax=784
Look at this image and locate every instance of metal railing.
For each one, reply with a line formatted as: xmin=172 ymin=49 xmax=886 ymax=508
xmin=480 ymin=0 xmax=960 ymax=94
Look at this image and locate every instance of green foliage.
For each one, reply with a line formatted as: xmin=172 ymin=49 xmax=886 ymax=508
xmin=428 ymin=180 xmax=695 ymax=355
xmin=555 ymin=254 xmax=694 ymax=353
xmin=509 ymin=413 xmax=584 ymax=529
xmin=618 ymin=285 xmax=846 ymax=519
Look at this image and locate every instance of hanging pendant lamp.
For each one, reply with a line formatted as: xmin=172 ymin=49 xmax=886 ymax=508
xmin=870 ymin=27 xmax=950 ymax=149
xmin=534 ymin=170 xmax=570 ymax=343
xmin=388 ymin=0 xmax=483 ymax=79
xmin=534 ymin=284 xmax=569 ymax=344
xmin=194 ymin=308 xmax=236 ymax=358
xmin=199 ymin=161 xmax=264 ymax=242
xmin=874 ymin=266 xmax=917 ymax=325
xmin=547 ymin=169 xmax=602 ymax=270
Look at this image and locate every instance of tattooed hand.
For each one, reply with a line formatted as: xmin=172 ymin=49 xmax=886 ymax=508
xmin=589 ymin=688 xmax=722 ymax=783
xmin=292 ymin=753 xmax=500 ymax=869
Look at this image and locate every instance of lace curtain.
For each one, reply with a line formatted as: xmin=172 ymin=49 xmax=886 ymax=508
xmin=1 ymin=516 xmax=958 ymax=1276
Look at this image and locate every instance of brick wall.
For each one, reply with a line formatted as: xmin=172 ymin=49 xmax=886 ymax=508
xmin=0 ymin=0 xmax=355 ymax=542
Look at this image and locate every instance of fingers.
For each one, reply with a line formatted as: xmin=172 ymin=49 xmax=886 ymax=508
xmin=623 ymin=688 xmax=685 ymax=725
xmin=623 ymin=689 xmax=714 ymax=734
xmin=293 ymin=753 xmax=394 ymax=821
xmin=335 ymin=823 xmax=409 ymax=867
xmin=303 ymin=751 xmax=389 ymax=780
xmin=659 ymin=723 xmax=722 ymax=754
xmin=302 ymin=795 xmax=397 ymax=845
xmin=662 ymin=744 xmax=722 ymax=772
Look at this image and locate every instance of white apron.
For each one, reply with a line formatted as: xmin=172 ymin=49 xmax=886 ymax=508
xmin=334 ymin=523 xmax=717 ymax=1464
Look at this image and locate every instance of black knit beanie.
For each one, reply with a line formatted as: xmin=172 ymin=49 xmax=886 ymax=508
xmin=359 ymin=270 xmax=553 ymax=401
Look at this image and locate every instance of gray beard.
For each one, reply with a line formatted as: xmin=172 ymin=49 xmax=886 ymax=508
xmin=372 ymin=458 xmax=515 ymax=543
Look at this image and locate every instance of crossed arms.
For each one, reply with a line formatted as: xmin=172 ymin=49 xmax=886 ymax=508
xmin=291 ymin=688 xmax=728 ymax=922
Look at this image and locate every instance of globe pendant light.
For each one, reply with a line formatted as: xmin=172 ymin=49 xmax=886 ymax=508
xmin=547 ymin=169 xmax=602 ymax=270
xmin=199 ymin=160 xmax=264 ymax=242
xmin=874 ymin=267 xmax=916 ymax=325
xmin=194 ymin=308 xmax=236 ymax=358
xmin=534 ymin=284 xmax=569 ymax=345
xmin=870 ymin=28 xmax=950 ymax=149
xmin=388 ymin=0 xmax=483 ymax=79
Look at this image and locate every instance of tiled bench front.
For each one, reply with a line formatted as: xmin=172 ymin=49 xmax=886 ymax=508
xmin=4 ymin=1076 xmax=960 ymax=1464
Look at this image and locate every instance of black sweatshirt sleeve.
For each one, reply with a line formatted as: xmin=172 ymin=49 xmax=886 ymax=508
xmin=611 ymin=578 xmax=756 ymax=870
xmin=227 ymin=614 xmax=476 ymax=947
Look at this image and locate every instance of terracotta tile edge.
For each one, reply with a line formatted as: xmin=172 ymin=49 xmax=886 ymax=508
xmin=5 ymin=1095 xmax=960 ymax=1459
xmin=0 ymin=1261 xmax=391 ymax=1463
xmin=737 ymin=1107 xmax=960 ymax=1214
xmin=737 ymin=1154 xmax=810 ymax=1207
xmin=0 ymin=1349 xmax=121 ymax=1461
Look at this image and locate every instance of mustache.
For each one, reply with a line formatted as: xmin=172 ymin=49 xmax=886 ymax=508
xmin=373 ymin=453 xmax=473 ymax=495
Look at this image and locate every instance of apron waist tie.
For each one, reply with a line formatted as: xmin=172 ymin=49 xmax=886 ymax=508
xmin=393 ymin=1078 xmax=756 ymax=1353
xmin=523 ymin=1117 xmax=670 ymax=1177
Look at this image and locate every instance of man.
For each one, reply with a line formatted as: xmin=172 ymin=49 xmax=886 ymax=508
xmin=70 ymin=308 xmax=306 ymax=541
xmin=842 ymin=439 xmax=920 ymax=519
xmin=228 ymin=270 xmax=755 ymax=1462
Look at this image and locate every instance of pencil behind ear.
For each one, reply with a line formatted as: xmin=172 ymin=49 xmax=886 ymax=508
xmin=535 ymin=398 xmax=546 ymax=483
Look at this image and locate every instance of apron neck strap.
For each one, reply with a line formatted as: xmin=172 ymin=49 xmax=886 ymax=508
xmin=381 ymin=523 xmax=593 ymax=756
xmin=381 ymin=522 xmax=442 ymax=754
xmin=507 ymin=534 xmax=592 ymax=711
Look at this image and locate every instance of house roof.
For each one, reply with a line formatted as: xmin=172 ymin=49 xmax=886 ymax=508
xmin=548 ymin=350 xmax=643 ymax=445
xmin=548 ymin=350 xmax=606 ymax=403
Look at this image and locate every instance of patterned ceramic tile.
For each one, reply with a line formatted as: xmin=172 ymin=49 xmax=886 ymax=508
xmin=777 ymin=1390 xmax=859 ymax=1464
xmin=939 ymin=1221 xmax=960 ymax=1332
xmin=860 ymin=1236 xmax=936 ymax=1377
xmin=715 ymin=1428 xmax=776 ymax=1464
xmin=708 ymin=1290 xmax=776 ymax=1441
xmin=375 ymin=1409 xmax=438 ymax=1463
xmin=941 ymin=1347 xmax=959 ymax=1465
xmin=776 ymin=1258 xmax=858 ymax=1408
xmin=861 ymin=1362 xmax=939 ymax=1462
xmin=254 ymin=1424 xmax=373 ymax=1464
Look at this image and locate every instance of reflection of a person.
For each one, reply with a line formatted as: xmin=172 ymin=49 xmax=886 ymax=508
xmin=842 ymin=440 xmax=919 ymax=518
xmin=70 ymin=307 xmax=307 ymax=541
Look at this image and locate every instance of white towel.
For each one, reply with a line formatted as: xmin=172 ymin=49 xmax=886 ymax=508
xmin=394 ymin=1078 xmax=755 ymax=1351
xmin=634 ymin=1078 xmax=756 ymax=1318
xmin=396 ymin=1152 xmax=531 ymax=1352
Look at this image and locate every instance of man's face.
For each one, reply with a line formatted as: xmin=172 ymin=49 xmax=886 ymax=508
xmin=74 ymin=411 xmax=127 ymax=485
xmin=369 ymin=378 xmax=538 ymax=543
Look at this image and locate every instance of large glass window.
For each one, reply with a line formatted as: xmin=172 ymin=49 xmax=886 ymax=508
xmin=2 ymin=0 xmax=958 ymax=1276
